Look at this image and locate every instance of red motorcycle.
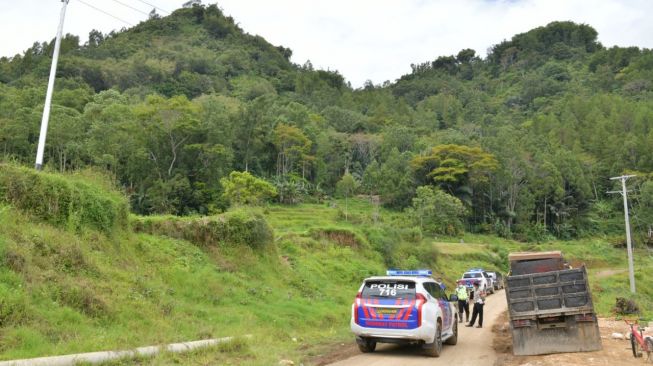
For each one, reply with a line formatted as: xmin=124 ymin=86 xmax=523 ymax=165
xmin=626 ymin=319 xmax=653 ymax=361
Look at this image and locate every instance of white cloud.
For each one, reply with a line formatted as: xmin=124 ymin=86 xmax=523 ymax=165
xmin=1 ymin=0 xmax=652 ymax=87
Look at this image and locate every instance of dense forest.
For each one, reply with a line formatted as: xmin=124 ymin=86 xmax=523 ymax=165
xmin=2 ymin=4 xmax=653 ymax=242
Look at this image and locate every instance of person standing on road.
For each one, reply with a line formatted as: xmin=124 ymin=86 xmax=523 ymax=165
xmin=455 ymin=282 xmax=469 ymax=323
xmin=466 ymin=281 xmax=486 ymax=328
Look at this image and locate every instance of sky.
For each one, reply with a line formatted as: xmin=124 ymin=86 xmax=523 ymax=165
xmin=1 ymin=0 xmax=652 ymax=87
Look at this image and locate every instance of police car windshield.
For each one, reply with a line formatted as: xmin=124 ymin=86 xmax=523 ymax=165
xmin=463 ymin=272 xmax=482 ymax=278
xmin=362 ymin=280 xmax=416 ymax=300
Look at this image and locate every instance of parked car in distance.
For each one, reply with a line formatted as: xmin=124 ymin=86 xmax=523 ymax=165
xmin=457 ymin=268 xmax=493 ymax=294
xmin=487 ymin=271 xmax=504 ymax=290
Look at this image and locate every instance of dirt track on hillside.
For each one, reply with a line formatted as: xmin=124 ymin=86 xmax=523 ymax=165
xmin=325 ymin=290 xmax=507 ymax=366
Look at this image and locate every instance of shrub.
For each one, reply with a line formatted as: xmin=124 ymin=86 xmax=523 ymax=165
xmin=309 ymin=227 xmax=366 ymax=249
xmin=54 ymin=282 xmax=109 ymax=318
xmin=0 ymin=286 xmax=28 ymax=326
xmin=132 ymin=209 xmax=274 ymax=250
xmin=409 ymin=186 xmax=466 ymax=235
xmin=220 ymin=171 xmax=277 ymax=206
xmin=3 ymin=248 xmax=27 ymax=273
xmin=399 ymin=227 xmax=423 ymax=243
xmin=0 ymin=164 xmax=128 ymax=233
xmin=516 ymin=222 xmax=552 ymax=243
xmin=364 ymin=227 xmax=400 ymax=266
xmin=614 ymin=297 xmax=640 ymax=315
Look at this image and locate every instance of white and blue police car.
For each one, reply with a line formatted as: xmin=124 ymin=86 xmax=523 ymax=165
xmin=457 ymin=268 xmax=494 ymax=294
xmin=350 ymin=270 xmax=459 ymax=357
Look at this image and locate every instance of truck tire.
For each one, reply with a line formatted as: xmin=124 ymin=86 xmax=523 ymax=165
xmin=445 ymin=318 xmax=458 ymax=345
xmin=632 ymin=333 xmax=643 ymax=358
xmin=425 ymin=321 xmax=443 ymax=357
xmin=357 ymin=338 xmax=376 ymax=353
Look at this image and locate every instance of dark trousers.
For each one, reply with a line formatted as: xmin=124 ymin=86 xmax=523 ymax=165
xmin=457 ymin=300 xmax=469 ymax=320
xmin=469 ymin=302 xmax=484 ymax=327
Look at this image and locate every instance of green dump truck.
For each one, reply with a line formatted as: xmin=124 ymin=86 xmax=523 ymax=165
xmin=505 ymin=251 xmax=602 ymax=356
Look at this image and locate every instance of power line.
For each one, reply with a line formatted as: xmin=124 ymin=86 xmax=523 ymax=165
xmin=76 ymin=0 xmax=134 ymax=26
xmin=109 ymin=0 xmax=150 ymax=16
xmin=134 ymin=0 xmax=170 ymax=14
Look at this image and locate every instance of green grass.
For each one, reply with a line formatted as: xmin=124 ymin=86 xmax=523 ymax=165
xmin=0 ymin=163 xmax=129 ymax=234
xmin=1 ymin=180 xmax=651 ymax=365
xmin=0 ymin=204 xmax=382 ymax=364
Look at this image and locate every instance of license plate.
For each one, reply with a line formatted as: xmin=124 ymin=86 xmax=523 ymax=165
xmin=376 ymin=308 xmax=398 ymax=315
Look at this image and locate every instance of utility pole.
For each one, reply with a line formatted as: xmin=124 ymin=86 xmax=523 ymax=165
xmin=608 ymin=174 xmax=636 ymax=293
xmin=35 ymin=0 xmax=70 ymax=170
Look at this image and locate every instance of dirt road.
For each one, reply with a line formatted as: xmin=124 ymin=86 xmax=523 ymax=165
xmin=327 ymin=290 xmax=507 ymax=366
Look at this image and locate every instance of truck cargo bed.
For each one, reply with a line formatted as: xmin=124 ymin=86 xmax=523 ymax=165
xmin=505 ymin=266 xmax=602 ymax=355
xmin=507 ymin=267 xmax=594 ymax=318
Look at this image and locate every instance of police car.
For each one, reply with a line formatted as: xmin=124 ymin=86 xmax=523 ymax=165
xmin=457 ymin=268 xmax=494 ymax=294
xmin=350 ymin=270 xmax=458 ymax=357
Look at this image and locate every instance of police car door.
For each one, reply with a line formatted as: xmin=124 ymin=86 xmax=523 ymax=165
xmin=431 ymin=282 xmax=453 ymax=330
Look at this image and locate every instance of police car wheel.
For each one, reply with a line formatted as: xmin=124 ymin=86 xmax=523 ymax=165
xmin=445 ymin=317 xmax=458 ymax=345
xmin=425 ymin=322 xmax=443 ymax=357
xmin=358 ymin=339 xmax=376 ymax=353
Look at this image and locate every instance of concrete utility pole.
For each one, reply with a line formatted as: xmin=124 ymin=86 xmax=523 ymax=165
xmin=608 ymin=174 xmax=636 ymax=293
xmin=35 ymin=0 xmax=70 ymax=170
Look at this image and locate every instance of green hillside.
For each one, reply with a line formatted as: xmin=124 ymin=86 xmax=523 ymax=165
xmin=1 ymin=3 xmax=653 ymax=364
xmin=0 ymin=165 xmax=651 ymax=364
xmin=1 ymin=5 xmax=653 ymax=243
xmin=0 ymin=165 xmax=383 ymax=364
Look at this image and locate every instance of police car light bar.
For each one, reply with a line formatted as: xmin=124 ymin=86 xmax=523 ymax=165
xmin=386 ymin=269 xmax=432 ymax=276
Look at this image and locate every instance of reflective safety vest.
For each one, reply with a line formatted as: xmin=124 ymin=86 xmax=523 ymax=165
xmin=456 ymin=286 xmax=468 ymax=300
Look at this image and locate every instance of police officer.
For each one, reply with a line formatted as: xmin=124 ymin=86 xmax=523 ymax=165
xmin=465 ymin=281 xmax=486 ymax=328
xmin=455 ymin=283 xmax=469 ymax=323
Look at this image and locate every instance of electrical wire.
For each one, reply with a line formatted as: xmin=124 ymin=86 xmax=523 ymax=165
xmin=76 ymin=0 xmax=134 ymax=26
xmin=109 ymin=0 xmax=150 ymax=16
xmin=133 ymin=0 xmax=170 ymax=14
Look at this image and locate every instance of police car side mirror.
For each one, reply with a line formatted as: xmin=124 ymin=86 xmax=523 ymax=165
xmin=449 ymin=294 xmax=458 ymax=302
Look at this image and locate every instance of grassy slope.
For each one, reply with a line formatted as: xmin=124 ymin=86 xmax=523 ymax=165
xmin=269 ymin=199 xmax=653 ymax=320
xmin=0 ymin=201 xmax=382 ymax=364
xmin=1 ymin=185 xmax=651 ymax=365
xmin=268 ymin=199 xmax=653 ymax=321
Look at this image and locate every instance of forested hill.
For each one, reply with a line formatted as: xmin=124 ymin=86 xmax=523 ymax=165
xmin=1 ymin=4 xmax=653 ymax=242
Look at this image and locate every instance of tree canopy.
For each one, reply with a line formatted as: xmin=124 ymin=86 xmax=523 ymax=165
xmin=2 ymin=8 xmax=653 ymax=241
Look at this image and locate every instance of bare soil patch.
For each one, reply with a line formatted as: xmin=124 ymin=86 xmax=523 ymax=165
xmin=305 ymin=341 xmax=361 ymax=366
xmin=493 ymin=316 xmax=648 ymax=366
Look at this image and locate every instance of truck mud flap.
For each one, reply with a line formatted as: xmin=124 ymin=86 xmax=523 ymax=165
xmin=511 ymin=316 xmax=602 ymax=356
